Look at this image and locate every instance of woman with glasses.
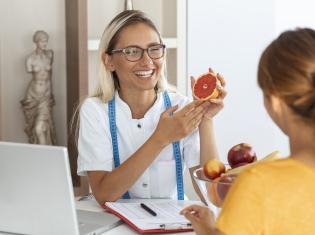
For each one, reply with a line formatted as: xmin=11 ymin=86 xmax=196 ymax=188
xmin=76 ymin=10 xmax=226 ymax=204
xmin=181 ymin=28 xmax=315 ymax=235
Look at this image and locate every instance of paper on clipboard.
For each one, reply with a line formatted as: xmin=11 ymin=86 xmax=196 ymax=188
xmin=104 ymin=200 xmax=197 ymax=233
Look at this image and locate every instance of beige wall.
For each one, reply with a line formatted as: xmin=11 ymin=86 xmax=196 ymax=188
xmin=0 ymin=0 xmax=67 ymax=146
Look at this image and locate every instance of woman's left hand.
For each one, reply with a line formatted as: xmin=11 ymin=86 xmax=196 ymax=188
xmin=191 ymin=68 xmax=227 ymax=120
xmin=180 ymin=204 xmax=218 ymax=235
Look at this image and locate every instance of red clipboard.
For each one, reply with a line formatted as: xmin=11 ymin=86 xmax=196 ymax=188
xmin=102 ymin=201 xmax=194 ymax=234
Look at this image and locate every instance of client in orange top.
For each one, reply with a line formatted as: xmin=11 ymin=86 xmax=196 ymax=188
xmin=181 ymin=27 xmax=315 ymax=235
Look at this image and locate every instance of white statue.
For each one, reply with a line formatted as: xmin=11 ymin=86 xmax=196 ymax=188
xmin=21 ymin=30 xmax=57 ymax=145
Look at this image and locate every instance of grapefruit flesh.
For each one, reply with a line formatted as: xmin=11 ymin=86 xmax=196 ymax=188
xmin=193 ymin=72 xmax=219 ymax=100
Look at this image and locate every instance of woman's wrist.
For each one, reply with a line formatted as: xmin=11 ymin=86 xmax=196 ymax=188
xmin=200 ymin=117 xmax=214 ymax=128
xmin=150 ymin=132 xmax=169 ymax=149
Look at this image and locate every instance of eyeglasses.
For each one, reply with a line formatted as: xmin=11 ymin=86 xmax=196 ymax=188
xmin=109 ymin=44 xmax=166 ymax=62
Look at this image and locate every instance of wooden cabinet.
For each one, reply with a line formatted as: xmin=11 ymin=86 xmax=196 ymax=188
xmin=65 ymin=0 xmax=89 ymax=194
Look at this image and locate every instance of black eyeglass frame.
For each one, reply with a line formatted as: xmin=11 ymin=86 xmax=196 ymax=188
xmin=108 ymin=44 xmax=166 ymax=62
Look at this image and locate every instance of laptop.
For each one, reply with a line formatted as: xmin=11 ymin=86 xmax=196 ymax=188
xmin=0 ymin=142 xmax=122 ymax=235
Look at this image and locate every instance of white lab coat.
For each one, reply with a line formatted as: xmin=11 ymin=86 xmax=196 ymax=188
xmin=77 ymin=91 xmax=200 ymax=199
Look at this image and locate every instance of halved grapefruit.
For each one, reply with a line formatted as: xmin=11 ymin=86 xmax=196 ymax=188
xmin=193 ymin=72 xmax=219 ymax=100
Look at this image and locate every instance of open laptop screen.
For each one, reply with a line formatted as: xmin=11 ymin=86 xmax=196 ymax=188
xmin=0 ymin=142 xmax=82 ymax=235
xmin=0 ymin=142 xmax=122 ymax=235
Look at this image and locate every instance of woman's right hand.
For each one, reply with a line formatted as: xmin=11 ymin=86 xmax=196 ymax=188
xmin=180 ymin=205 xmax=221 ymax=235
xmin=152 ymin=100 xmax=209 ymax=147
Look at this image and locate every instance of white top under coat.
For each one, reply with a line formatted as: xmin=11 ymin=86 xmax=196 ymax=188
xmin=77 ymin=91 xmax=200 ymax=199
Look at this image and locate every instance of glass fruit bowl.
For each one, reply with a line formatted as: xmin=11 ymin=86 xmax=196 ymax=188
xmin=193 ymin=167 xmax=238 ymax=209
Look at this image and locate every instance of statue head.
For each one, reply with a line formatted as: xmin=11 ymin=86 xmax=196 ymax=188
xmin=33 ymin=30 xmax=49 ymax=50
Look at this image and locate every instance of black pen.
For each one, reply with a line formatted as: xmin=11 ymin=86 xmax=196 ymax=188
xmin=140 ymin=203 xmax=157 ymax=216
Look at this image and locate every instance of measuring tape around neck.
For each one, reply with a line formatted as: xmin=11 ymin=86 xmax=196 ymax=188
xmin=108 ymin=92 xmax=184 ymax=200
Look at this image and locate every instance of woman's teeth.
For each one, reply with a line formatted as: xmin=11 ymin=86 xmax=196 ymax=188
xmin=135 ymin=70 xmax=154 ymax=78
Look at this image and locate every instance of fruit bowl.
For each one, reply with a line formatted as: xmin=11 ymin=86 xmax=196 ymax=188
xmin=193 ymin=167 xmax=237 ymax=209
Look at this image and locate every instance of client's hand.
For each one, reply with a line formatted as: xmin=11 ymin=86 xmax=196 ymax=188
xmin=181 ymin=204 xmax=220 ymax=235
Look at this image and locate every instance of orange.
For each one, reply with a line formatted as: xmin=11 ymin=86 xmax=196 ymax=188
xmin=193 ymin=72 xmax=220 ymax=100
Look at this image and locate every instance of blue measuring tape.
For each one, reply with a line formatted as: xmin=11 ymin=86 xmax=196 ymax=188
xmin=108 ymin=92 xmax=184 ymax=200
xmin=108 ymin=98 xmax=130 ymax=199
xmin=162 ymin=92 xmax=185 ymax=200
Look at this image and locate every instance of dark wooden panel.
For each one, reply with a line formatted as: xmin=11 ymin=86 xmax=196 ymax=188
xmin=65 ymin=0 xmax=88 ymax=188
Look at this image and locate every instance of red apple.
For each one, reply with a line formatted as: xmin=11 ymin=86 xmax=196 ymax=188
xmin=227 ymin=143 xmax=257 ymax=168
xmin=203 ymin=159 xmax=226 ymax=180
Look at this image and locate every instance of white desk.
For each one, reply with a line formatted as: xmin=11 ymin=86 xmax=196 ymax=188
xmin=0 ymin=199 xmax=196 ymax=235
xmin=76 ymin=199 xmax=197 ymax=235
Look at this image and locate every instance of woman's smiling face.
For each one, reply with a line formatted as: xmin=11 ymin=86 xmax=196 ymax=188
xmin=106 ymin=23 xmax=164 ymax=92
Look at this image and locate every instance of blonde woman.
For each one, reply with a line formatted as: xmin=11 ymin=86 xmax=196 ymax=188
xmin=77 ymin=10 xmax=226 ymax=205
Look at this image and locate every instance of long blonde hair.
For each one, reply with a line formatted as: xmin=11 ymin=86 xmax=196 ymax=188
xmin=92 ymin=10 xmax=168 ymax=102
xmin=71 ymin=10 xmax=169 ymax=144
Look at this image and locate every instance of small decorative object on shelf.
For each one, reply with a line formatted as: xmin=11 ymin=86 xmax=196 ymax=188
xmin=124 ymin=0 xmax=133 ymax=10
xmin=21 ymin=30 xmax=57 ymax=145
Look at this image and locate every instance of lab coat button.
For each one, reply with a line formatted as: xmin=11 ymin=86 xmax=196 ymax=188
xmin=142 ymin=183 xmax=148 ymax=188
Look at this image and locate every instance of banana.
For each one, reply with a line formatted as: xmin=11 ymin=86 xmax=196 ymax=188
xmin=223 ymin=163 xmax=253 ymax=176
xmin=223 ymin=150 xmax=281 ymax=176
xmin=260 ymin=150 xmax=281 ymax=162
